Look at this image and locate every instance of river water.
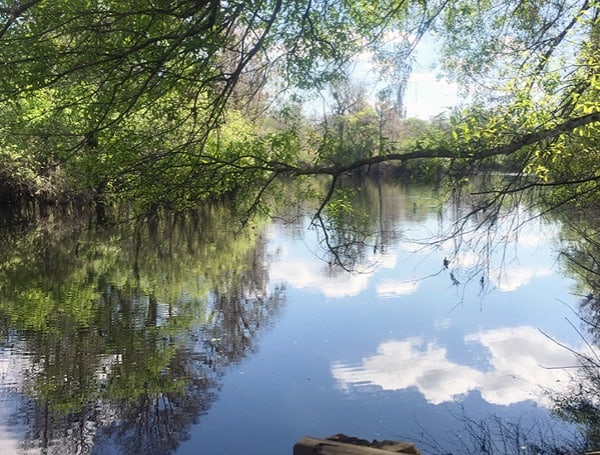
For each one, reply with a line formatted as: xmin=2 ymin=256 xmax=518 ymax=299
xmin=0 ymin=180 xmax=593 ymax=454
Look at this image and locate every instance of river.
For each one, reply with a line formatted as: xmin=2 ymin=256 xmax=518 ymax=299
xmin=0 ymin=179 xmax=594 ymax=454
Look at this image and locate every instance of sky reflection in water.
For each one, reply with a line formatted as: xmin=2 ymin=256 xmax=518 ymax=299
xmin=208 ymin=197 xmax=586 ymax=453
xmin=0 ymin=186 xmax=590 ymax=455
xmin=267 ymin=214 xmax=583 ymax=408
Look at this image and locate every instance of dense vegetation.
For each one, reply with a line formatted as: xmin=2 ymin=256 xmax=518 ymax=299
xmin=3 ymin=3 xmax=600 ymax=453
xmin=0 ymin=0 xmax=598 ymax=220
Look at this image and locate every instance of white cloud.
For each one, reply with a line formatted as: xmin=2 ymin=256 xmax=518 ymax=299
xmin=404 ymin=73 xmax=460 ymax=119
xmin=378 ymin=252 xmax=398 ymax=269
xmin=269 ymin=259 xmax=371 ymax=297
xmin=0 ymin=427 xmax=22 ymax=455
xmin=466 ymin=326 xmax=580 ymax=405
xmin=332 ymin=326 xmax=581 ymax=406
xmin=398 ymin=240 xmax=435 ymax=254
xmin=376 ymin=280 xmax=419 ymax=297
xmin=268 ymin=235 xmax=396 ymax=298
xmin=454 ymin=251 xmax=480 ymax=268
xmin=489 ymin=266 xmax=553 ymax=292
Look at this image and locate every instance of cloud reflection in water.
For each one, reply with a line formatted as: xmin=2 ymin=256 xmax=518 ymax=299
xmin=332 ymin=326 xmax=580 ymax=406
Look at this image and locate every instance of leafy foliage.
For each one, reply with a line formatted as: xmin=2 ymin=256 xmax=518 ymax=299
xmin=0 ymin=0 xmax=598 ymax=221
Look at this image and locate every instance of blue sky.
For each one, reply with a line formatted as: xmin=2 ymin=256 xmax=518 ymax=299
xmin=300 ymin=33 xmax=464 ymax=121
xmin=341 ymin=31 xmax=463 ymax=119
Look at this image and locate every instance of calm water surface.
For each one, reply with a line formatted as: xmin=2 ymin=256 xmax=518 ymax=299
xmin=0 ymin=182 xmax=590 ymax=454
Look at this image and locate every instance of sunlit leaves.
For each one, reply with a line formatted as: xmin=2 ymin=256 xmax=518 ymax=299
xmin=0 ymin=0 xmax=599 ymax=217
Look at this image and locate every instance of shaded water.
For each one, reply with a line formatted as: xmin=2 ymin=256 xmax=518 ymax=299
xmin=0 ymin=181 xmax=594 ymax=454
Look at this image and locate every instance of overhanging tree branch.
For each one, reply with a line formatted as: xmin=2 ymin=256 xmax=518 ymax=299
xmin=264 ymin=111 xmax=600 ymax=177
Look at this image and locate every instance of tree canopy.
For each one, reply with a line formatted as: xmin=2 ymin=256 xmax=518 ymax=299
xmin=0 ymin=0 xmax=598 ymax=218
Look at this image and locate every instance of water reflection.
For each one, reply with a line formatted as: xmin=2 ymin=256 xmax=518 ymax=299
xmin=0 ymin=208 xmax=284 ymax=454
xmin=310 ymin=183 xmax=594 ymax=416
xmin=332 ymin=326 xmax=580 ymax=406
xmin=2 ymin=177 xmax=600 ymax=454
xmin=266 ymin=178 xmax=593 ymax=453
xmin=274 ymin=179 xmax=564 ymax=300
xmin=548 ymin=208 xmax=600 ymax=452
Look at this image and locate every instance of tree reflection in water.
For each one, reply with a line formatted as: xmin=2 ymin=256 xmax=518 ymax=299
xmin=307 ymin=177 xmax=600 ymax=454
xmin=0 ymin=207 xmax=284 ymax=455
xmin=4 ymin=177 xmax=600 ymax=454
xmin=550 ymin=208 xmax=600 ymax=453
